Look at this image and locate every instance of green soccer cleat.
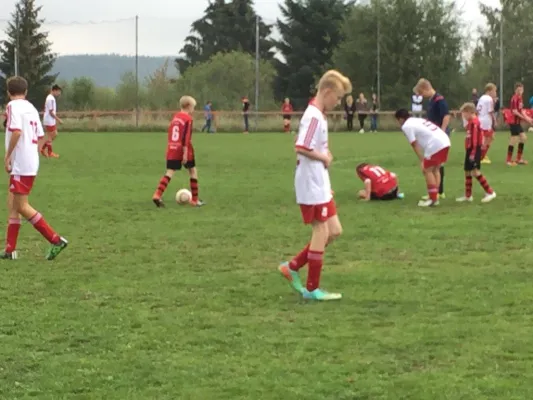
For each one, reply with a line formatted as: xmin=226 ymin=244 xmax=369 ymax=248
xmin=46 ymin=237 xmax=68 ymax=260
xmin=278 ymin=262 xmax=304 ymax=294
xmin=303 ymin=288 xmax=342 ymax=301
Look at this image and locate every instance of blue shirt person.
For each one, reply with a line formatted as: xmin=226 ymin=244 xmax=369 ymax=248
xmin=201 ymin=101 xmax=214 ymax=133
xmin=427 ymin=93 xmax=450 ymax=135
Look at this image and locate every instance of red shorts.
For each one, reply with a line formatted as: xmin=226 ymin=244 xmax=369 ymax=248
xmin=423 ymin=147 xmax=449 ymax=169
xmin=44 ymin=125 xmax=57 ymax=133
xmin=9 ymin=175 xmax=36 ymax=195
xmin=482 ymin=129 xmax=494 ymax=138
xmin=299 ymin=199 xmax=337 ymax=224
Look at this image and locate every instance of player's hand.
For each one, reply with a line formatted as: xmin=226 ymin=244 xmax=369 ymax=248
xmin=323 ymin=151 xmax=333 ymax=168
xmin=469 ymin=155 xmax=475 ymax=162
xmin=57 ymin=118 xmax=63 ymax=124
xmin=4 ymin=155 xmax=11 ymax=173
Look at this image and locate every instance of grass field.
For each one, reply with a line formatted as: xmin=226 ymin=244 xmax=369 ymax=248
xmin=2 ymin=131 xmax=533 ymax=399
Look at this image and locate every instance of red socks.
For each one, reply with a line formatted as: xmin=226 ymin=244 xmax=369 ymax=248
xmin=427 ymin=184 xmax=438 ymax=202
xmin=465 ymin=176 xmax=473 ymax=198
xmin=476 ymin=175 xmax=493 ymax=194
xmin=190 ymin=178 xmax=199 ymax=202
xmin=5 ymin=218 xmax=21 ymax=253
xmin=289 ymin=243 xmax=310 ymax=271
xmin=29 ymin=213 xmax=60 ymax=244
xmin=154 ymin=175 xmax=171 ymax=199
xmin=306 ymin=250 xmax=324 ymax=291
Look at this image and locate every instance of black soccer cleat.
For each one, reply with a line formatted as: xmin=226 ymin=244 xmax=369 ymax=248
xmin=0 ymin=251 xmax=17 ymax=260
xmin=153 ymin=198 xmax=165 ymax=208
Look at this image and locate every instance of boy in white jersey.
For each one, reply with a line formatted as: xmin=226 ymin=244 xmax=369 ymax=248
xmin=2 ymin=77 xmax=68 ymax=260
xmin=477 ymin=83 xmax=497 ymax=164
xmin=395 ymin=108 xmax=451 ymax=207
xmin=42 ymin=84 xmax=62 ymax=158
xmin=278 ymin=70 xmax=351 ymax=301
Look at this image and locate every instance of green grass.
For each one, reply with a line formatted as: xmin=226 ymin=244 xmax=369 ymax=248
xmin=2 ymin=131 xmax=533 ymax=399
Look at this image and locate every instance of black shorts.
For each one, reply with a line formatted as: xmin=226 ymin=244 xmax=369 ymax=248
xmin=370 ymin=187 xmax=398 ymax=201
xmin=510 ymin=124 xmax=524 ymax=136
xmin=464 ymin=148 xmax=482 ymax=171
xmin=283 ymin=115 xmax=291 ymax=120
xmin=166 ymin=159 xmax=195 ymax=170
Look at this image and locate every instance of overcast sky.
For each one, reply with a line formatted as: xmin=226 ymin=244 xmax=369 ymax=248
xmin=0 ymin=0 xmax=501 ymax=56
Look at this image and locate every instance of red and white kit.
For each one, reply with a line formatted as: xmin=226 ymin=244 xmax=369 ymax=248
xmin=294 ymin=103 xmax=336 ymax=224
xmin=476 ymin=94 xmax=494 ymax=137
xmin=401 ymin=117 xmax=451 ymax=168
xmin=43 ymin=94 xmax=57 ymax=133
xmin=5 ymin=99 xmax=45 ymax=194
xmin=356 ymin=164 xmax=397 ymax=197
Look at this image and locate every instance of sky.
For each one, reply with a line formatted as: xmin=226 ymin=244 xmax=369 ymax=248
xmin=0 ymin=0 xmax=501 ymax=56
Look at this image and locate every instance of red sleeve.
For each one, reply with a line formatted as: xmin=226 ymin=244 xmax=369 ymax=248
xmin=470 ymin=122 xmax=480 ymax=157
xmin=184 ymin=119 xmax=192 ymax=147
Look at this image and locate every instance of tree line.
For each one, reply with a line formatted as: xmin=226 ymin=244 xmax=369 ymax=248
xmin=1 ymin=0 xmax=533 ymax=112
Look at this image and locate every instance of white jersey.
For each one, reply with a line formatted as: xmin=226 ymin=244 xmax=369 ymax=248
xmin=5 ymin=99 xmax=45 ymax=176
xmin=401 ymin=117 xmax=450 ymax=158
xmin=476 ymin=94 xmax=494 ymax=130
xmin=43 ymin=94 xmax=56 ymax=126
xmin=294 ymin=104 xmax=331 ymax=205
xmin=412 ymin=95 xmax=423 ymax=112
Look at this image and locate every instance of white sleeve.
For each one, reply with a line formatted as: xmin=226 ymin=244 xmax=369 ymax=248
xmin=46 ymin=97 xmax=55 ymax=112
xmin=402 ymin=125 xmax=416 ymax=144
xmin=295 ymin=115 xmax=319 ymax=150
xmin=36 ymin=119 xmax=45 ymax=138
xmin=7 ymin=104 xmax=22 ymax=132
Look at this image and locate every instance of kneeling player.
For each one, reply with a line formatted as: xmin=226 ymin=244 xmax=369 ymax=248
xmin=152 ymin=96 xmax=204 ymax=208
xmin=456 ymin=103 xmax=496 ymax=203
xmin=356 ymin=163 xmax=404 ymax=200
xmin=395 ymin=108 xmax=451 ymax=207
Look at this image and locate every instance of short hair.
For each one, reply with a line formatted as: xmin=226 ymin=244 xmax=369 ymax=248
xmin=317 ymin=70 xmax=352 ymax=94
xmin=7 ymin=76 xmax=28 ymax=96
xmin=395 ymin=108 xmax=411 ymax=120
xmin=460 ymin=102 xmax=476 ymax=113
xmin=413 ymin=78 xmax=432 ymax=94
xmin=180 ymin=95 xmax=196 ymax=109
xmin=52 ymin=84 xmax=62 ymax=91
xmin=515 ymin=82 xmax=524 ymax=90
xmin=485 ymin=83 xmax=497 ymax=92
xmin=356 ymin=163 xmax=368 ymax=172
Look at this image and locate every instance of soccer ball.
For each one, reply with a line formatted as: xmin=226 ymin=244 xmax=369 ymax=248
xmin=175 ymin=189 xmax=192 ymax=205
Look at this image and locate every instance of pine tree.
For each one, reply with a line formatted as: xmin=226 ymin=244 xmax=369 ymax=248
xmin=0 ymin=0 xmax=57 ymax=106
xmin=175 ymin=0 xmax=273 ymax=74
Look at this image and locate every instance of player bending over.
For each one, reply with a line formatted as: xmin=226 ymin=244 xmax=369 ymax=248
xmin=356 ymin=163 xmax=404 ymax=200
xmin=152 ymin=96 xmax=204 ymax=208
xmin=278 ymin=70 xmax=351 ymax=301
xmin=41 ymin=84 xmax=62 ymax=158
xmin=477 ymin=83 xmax=497 ymax=164
xmin=456 ymin=103 xmax=496 ymax=203
xmin=395 ymin=109 xmax=451 ymax=207
xmin=2 ymin=77 xmax=68 ymax=260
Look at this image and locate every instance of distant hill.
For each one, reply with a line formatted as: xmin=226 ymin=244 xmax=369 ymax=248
xmin=52 ymin=54 xmax=178 ymax=87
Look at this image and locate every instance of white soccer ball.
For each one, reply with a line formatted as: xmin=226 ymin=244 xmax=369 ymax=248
xmin=175 ymin=189 xmax=192 ymax=205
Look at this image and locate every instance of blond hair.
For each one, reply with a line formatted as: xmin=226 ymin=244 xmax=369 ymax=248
xmin=179 ymin=95 xmax=197 ymax=109
xmin=346 ymin=95 xmax=353 ymax=105
xmin=317 ymin=70 xmax=352 ymax=95
xmin=485 ymin=83 xmax=497 ymax=93
xmin=413 ymin=78 xmax=432 ymax=94
xmin=460 ymin=102 xmax=476 ymax=113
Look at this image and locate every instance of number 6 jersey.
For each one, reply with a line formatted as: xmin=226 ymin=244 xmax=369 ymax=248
xmin=5 ymin=99 xmax=45 ymax=176
xmin=166 ymin=111 xmax=193 ymax=161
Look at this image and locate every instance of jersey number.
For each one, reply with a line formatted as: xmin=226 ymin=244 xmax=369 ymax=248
xmin=29 ymin=121 xmax=39 ymax=144
xmin=369 ymin=166 xmax=386 ymax=177
xmin=423 ymin=120 xmax=438 ymax=131
xmin=171 ymin=125 xmax=180 ymax=141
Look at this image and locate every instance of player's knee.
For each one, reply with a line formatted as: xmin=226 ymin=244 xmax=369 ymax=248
xmin=188 ymin=167 xmax=198 ymax=179
xmin=521 ymin=133 xmax=527 ymax=142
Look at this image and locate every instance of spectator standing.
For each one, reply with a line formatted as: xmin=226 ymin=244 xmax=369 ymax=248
xmin=281 ymin=97 xmax=293 ymax=133
xmin=355 ymin=93 xmax=369 ymax=133
xmin=370 ymin=93 xmax=379 ymax=132
xmin=201 ymin=101 xmax=213 ymax=133
xmin=494 ymin=96 xmax=500 ymax=126
xmin=344 ymin=95 xmax=355 ymax=131
xmin=472 ymin=88 xmax=479 ymax=106
xmin=411 ymin=93 xmax=423 ymax=117
xmin=242 ymin=96 xmax=249 ymax=134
